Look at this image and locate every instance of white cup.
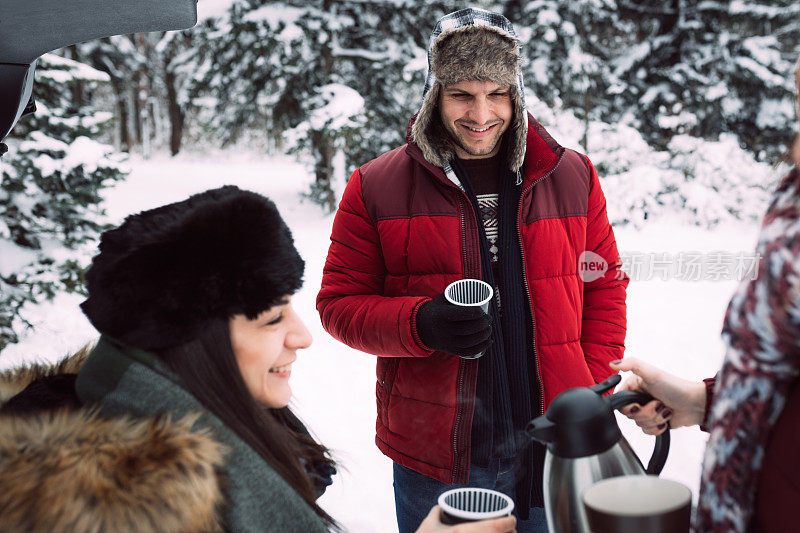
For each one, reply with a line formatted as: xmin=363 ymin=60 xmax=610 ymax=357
xmin=443 ymin=279 xmax=494 ymax=359
xmin=444 ymin=279 xmax=493 ymax=313
xmin=438 ymin=487 xmax=514 ymax=525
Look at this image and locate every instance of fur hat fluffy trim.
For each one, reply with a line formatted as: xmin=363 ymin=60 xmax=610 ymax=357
xmin=430 ymin=25 xmax=519 ymax=88
xmin=411 ymin=11 xmax=527 ymax=172
xmin=0 ymin=410 xmax=225 ymax=531
xmin=80 ymin=185 xmax=304 ymax=351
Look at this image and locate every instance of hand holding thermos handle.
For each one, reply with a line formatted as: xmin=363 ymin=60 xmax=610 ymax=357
xmin=526 ymin=374 xmax=677 ymax=532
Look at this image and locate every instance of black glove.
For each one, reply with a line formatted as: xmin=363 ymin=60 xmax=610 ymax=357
xmin=302 ymin=457 xmax=337 ymax=499
xmin=415 ymin=292 xmax=492 ymax=358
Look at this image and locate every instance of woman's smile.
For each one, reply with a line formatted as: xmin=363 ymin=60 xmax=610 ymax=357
xmin=267 ymin=362 xmax=293 ymax=378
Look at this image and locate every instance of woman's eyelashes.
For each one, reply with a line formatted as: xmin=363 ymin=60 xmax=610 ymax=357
xmin=263 ymin=313 xmax=283 ymax=326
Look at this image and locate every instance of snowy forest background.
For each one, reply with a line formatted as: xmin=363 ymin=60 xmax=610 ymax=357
xmin=1 ymin=1 xmax=799 ymax=529
xmin=1 ymin=0 xmax=799 ymax=351
xmin=2 ymin=0 xmax=799 ymax=351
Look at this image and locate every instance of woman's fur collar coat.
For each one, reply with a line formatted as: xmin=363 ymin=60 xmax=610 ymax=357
xmin=0 ymin=347 xmax=227 ymax=532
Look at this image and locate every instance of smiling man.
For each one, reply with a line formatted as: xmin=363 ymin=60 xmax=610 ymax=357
xmin=317 ymin=8 xmax=628 ymax=533
xmin=439 ymin=80 xmax=513 ymax=158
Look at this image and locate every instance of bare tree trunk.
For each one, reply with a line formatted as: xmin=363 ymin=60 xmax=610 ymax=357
xmin=113 ymin=80 xmax=130 ymax=151
xmin=142 ymin=96 xmax=152 ymax=158
xmin=503 ymin=0 xmax=525 ymax=22
xmin=150 ymin=95 xmax=162 ymax=148
xmin=578 ymin=9 xmax=591 ymax=154
xmin=310 ymin=0 xmax=336 ymax=212
xmin=311 ymin=130 xmax=336 ymax=211
xmin=66 ymin=46 xmax=85 ymax=107
xmin=131 ymin=78 xmax=143 ymax=146
xmin=581 ymin=90 xmax=590 ymax=153
xmin=135 ymin=33 xmax=153 ymax=158
xmin=165 ymin=68 xmax=185 ymax=156
xmin=161 ymin=31 xmax=186 ymax=156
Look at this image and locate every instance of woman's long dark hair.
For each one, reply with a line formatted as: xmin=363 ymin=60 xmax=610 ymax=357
xmin=160 ymin=317 xmax=338 ymax=529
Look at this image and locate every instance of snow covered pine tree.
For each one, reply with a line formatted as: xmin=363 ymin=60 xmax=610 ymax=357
xmin=0 ymin=53 xmax=126 ymax=351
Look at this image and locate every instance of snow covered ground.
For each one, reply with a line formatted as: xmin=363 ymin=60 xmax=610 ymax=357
xmin=0 ymin=150 xmax=763 ymax=532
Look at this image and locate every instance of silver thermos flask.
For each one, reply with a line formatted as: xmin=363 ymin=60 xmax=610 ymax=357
xmin=526 ymin=374 xmax=671 ymax=532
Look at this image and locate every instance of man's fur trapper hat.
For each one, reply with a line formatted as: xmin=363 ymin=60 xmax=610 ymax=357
xmin=411 ymin=8 xmax=527 ymax=172
xmin=80 ymin=185 xmax=304 ymax=351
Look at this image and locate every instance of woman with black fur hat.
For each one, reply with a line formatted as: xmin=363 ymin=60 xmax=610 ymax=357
xmin=0 ymin=186 xmax=516 ymax=532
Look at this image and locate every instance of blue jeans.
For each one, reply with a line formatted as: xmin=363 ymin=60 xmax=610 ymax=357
xmin=393 ymin=460 xmax=549 ymax=533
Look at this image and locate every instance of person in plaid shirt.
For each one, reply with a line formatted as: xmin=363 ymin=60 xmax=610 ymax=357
xmin=611 ymin=58 xmax=800 ymax=533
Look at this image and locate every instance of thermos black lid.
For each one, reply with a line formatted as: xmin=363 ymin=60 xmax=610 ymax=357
xmin=526 ymin=375 xmax=670 ymax=474
xmin=526 ymin=375 xmax=626 ymax=458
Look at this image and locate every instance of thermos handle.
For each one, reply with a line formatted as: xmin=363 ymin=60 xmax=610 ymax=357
xmin=609 ymin=390 xmax=671 ymax=476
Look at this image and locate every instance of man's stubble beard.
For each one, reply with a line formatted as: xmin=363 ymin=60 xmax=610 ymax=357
xmin=443 ymin=119 xmax=505 ymax=159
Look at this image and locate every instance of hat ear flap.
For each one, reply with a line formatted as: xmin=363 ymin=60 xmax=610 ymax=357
xmin=411 ymin=82 xmax=455 ymax=168
xmin=508 ymin=85 xmax=526 ymax=173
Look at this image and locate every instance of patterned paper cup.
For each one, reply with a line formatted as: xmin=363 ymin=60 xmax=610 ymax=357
xmin=444 ymin=279 xmax=493 ymax=313
xmin=438 ymin=487 xmax=515 ymax=525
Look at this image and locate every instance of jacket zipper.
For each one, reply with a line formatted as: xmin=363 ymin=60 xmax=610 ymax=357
xmin=398 ymin=148 xmax=476 ymax=483
xmin=446 ymin=154 xmax=564 ymax=480
xmin=452 ymin=195 xmax=470 ymax=484
xmin=400 ymin=159 xmax=476 ymax=484
xmin=518 ymin=153 xmax=565 ymax=415
xmin=453 ymin=362 xmax=467 ymax=483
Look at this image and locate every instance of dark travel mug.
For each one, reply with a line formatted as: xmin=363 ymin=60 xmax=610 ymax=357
xmin=582 ymin=476 xmax=691 ymax=533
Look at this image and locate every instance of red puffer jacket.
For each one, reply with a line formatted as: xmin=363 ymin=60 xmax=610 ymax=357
xmin=317 ymin=115 xmax=628 ymax=484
